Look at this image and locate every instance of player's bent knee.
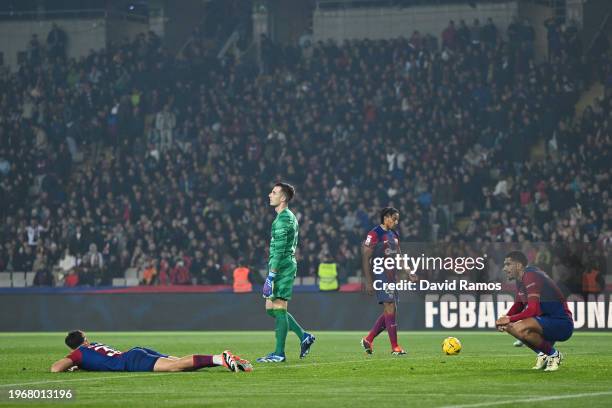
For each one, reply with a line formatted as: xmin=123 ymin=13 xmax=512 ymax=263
xmin=272 ymin=299 xmax=288 ymax=309
xmin=506 ymin=322 xmax=525 ymax=337
xmin=515 ymin=326 xmax=531 ymax=339
xmin=505 ymin=326 xmax=519 ymax=337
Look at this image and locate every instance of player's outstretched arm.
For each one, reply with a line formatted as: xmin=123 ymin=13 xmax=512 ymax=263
xmin=361 ymin=245 xmax=374 ymax=295
xmin=50 ymin=358 xmax=76 ymax=373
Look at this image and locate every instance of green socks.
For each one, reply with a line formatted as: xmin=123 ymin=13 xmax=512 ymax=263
xmin=269 ymin=309 xmax=288 ymax=355
xmin=267 ymin=309 xmax=306 ymax=355
xmin=287 ymin=312 xmax=305 ymax=340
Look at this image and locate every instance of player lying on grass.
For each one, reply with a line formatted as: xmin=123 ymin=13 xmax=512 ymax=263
xmin=50 ymin=330 xmax=252 ymax=373
xmin=496 ymin=251 xmax=574 ymax=371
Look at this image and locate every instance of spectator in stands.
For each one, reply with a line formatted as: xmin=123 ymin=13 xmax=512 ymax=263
xmin=81 ymin=243 xmax=104 ymax=286
xmin=456 ymin=19 xmax=470 ymax=49
xmin=58 ymin=248 xmax=76 ymax=274
xmin=64 ymin=267 xmax=79 ymax=287
xmin=26 ymin=218 xmax=45 ymax=247
xmin=442 ymin=20 xmax=457 ymax=50
xmin=470 ymin=19 xmax=481 ymax=45
xmin=28 ymin=34 xmax=41 ymax=65
xmin=170 ymin=256 xmax=191 ymax=285
xmin=482 ymin=18 xmax=498 ymax=47
xmin=190 ymin=250 xmax=206 ymax=284
xmin=157 ymin=254 xmax=171 ymax=285
xmin=155 ymin=104 xmax=176 ymax=151
xmin=507 ymin=16 xmax=521 ymax=48
xmin=204 ymin=256 xmax=224 ymax=284
xmin=47 ymin=23 xmax=67 ymax=60
xmin=141 ymin=257 xmax=157 ymax=285
xmin=33 ymin=267 xmax=54 ymax=286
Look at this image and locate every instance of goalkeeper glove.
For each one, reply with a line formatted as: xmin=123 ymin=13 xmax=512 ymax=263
xmin=263 ymin=272 xmax=276 ymax=298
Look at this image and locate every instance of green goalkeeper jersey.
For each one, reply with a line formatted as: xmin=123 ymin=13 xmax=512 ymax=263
xmin=268 ymin=208 xmax=299 ymax=272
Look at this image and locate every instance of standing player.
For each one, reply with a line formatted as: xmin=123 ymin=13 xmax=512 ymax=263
xmin=257 ymin=182 xmax=315 ymax=363
xmin=51 ymin=330 xmax=252 ymax=372
xmin=496 ymin=251 xmax=574 ymax=371
xmin=360 ymin=207 xmax=408 ymax=355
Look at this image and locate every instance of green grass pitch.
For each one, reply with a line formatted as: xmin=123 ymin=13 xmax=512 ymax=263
xmin=1 ymin=331 xmax=611 ymax=407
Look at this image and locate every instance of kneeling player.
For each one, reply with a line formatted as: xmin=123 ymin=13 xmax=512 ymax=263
xmin=51 ymin=330 xmax=252 ymax=373
xmin=496 ymin=252 xmax=574 ymax=371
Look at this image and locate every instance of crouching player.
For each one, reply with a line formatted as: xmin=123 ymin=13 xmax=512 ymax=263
xmin=51 ymin=330 xmax=252 ymax=373
xmin=496 ymin=251 xmax=574 ymax=371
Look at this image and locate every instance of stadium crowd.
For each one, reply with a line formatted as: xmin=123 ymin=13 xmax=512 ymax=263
xmin=0 ymin=16 xmax=610 ymax=290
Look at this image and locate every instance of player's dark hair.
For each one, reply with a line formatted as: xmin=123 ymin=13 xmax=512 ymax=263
xmin=380 ymin=207 xmax=399 ymax=224
xmin=65 ymin=330 xmax=85 ymax=350
xmin=274 ymin=182 xmax=295 ymax=202
xmin=505 ymin=251 xmax=528 ymax=267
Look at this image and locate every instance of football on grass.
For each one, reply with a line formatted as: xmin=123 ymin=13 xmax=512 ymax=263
xmin=442 ymin=337 xmax=462 ymax=355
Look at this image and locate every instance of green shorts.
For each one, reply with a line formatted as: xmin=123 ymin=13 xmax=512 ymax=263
xmin=270 ymin=261 xmax=297 ymax=301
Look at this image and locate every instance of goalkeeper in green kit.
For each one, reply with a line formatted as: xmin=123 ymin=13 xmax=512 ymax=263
xmin=257 ymin=182 xmax=316 ymax=363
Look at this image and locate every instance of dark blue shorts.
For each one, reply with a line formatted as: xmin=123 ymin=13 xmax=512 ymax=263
xmin=374 ymin=272 xmax=397 ymax=304
xmin=375 ymin=287 xmax=397 ymax=304
xmin=535 ymin=316 xmax=574 ymax=342
xmin=124 ymin=347 xmax=168 ymax=372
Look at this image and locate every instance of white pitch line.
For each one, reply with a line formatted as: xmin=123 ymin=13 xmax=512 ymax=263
xmin=439 ymin=390 xmax=612 ymax=408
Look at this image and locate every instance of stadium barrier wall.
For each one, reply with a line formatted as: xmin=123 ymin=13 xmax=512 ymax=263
xmin=313 ymin=1 xmax=518 ymax=43
xmin=0 ymin=14 xmax=148 ymax=71
xmin=0 ymin=18 xmax=106 ymax=71
xmin=4 ymin=292 xmax=612 ymax=331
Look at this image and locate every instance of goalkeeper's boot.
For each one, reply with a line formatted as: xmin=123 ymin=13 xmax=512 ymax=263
xmin=513 ymin=339 xmax=524 ymax=347
xmin=300 ymin=332 xmax=316 ymax=359
xmin=256 ymin=352 xmax=286 ymax=363
xmin=544 ymin=351 xmax=563 ymax=372
xmin=222 ymin=350 xmax=239 ymax=372
xmin=391 ymin=346 xmax=407 ymax=356
xmin=360 ymin=338 xmax=373 ymax=355
xmin=532 ymin=352 xmax=548 ymax=370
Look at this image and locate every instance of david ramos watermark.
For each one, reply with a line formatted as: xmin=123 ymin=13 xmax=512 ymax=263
xmin=373 ymin=279 xmax=502 ymax=292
